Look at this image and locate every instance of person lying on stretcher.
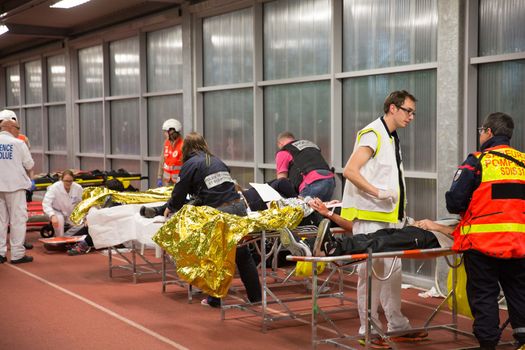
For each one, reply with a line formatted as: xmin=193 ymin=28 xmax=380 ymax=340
xmin=281 ymin=198 xmax=456 ymax=257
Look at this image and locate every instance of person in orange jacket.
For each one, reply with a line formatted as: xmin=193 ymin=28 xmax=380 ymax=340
xmin=157 ymin=119 xmax=183 ymax=187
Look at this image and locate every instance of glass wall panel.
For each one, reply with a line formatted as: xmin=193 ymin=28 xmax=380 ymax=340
xmin=48 ymin=105 xmax=66 ymax=151
xmin=343 ymin=0 xmax=437 ymax=71
xmin=147 ymin=95 xmax=183 ymax=156
xmin=110 ymin=99 xmax=140 ymax=155
xmin=479 ymin=0 xmax=525 ymax=56
xmin=204 ymin=89 xmax=253 ymax=162
xmin=49 ymin=155 xmax=68 ymax=173
xmin=79 ymin=103 xmax=103 ymax=153
xmin=342 ymin=70 xmax=436 ymax=172
xmin=230 ymin=167 xmax=254 ymax=189
xmin=264 ymin=81 xmax=331 ymax=163
xmin=110 ymin=37 xmax=140 ymax=96
xmin=148 ymin=161 xmax=160 ymax=188
xmin=203 ymin=8 xmax=253 ymax=86
xmin=80 ymin=157 xmax=104 ymax=171
xmin=478 ymin=60 xmax=525 ymax=150
xmin=31 ymin=153 xmax=43 ymax=175
xmin=6 ymin=65 xmax=21 ymax=106
xmin=264 ymin=0 xmax=331 ymax=80
xmin=47 ymin=55 xmax=66 ymax=102
xmin=24 ymin=60 xmax=42 ymax=104
xmin=78 ymin=45 xmax=103 ymax=99
xmin=147 ymin=26 xmax=183 ymax=92
xmin=402 ymin=178 xmax=437 ymax=280
xmin=25 ymin=108 xmax=42 ymax=150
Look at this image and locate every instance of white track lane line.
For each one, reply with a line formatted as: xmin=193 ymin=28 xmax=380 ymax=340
xmin=8 ymin=264 xmax=190 ymax=350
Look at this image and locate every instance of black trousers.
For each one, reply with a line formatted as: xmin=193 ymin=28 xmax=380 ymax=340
xmin=464 ymin=250 xmax=525 ymax=347
xmin=337 ymin=226 xmax=440 ymax=255
xmin=213 ymin=201 xmax=262 ymax=303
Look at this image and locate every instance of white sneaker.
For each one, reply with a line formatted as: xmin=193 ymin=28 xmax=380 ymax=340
xmin=279 ymin=228 xmax=312 ymax=256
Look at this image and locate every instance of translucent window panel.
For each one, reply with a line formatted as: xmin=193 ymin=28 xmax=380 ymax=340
xmin=79 ymin=103 xmax=103 ymax=153
xmin=203 ymin=8 xmax=253 ymax=86
xmin=264 ymin=0 xmax=331 ymax=80
xmin=229 ymin=167 xmax=254 ymax=189
xmin=203 ymin=89 xmax=253 ymax=162
xmin=402 ymin=178 xmax=436 ymax=278
xmin=478 ymin=60 xmax=525 ymax=150
xmin=147 ymin=26 xmax=183 ymax=92
xmin=48 ymin=105 xmax=66 ymax=151
xmin=342 ymin=70 xmax=436 ymax=172
xmin=49 ymin=155 xmax=68 ymax=173
xmin=479 ymin=0 xmax=525 ymax=56
xmin=264 ymin=81 xmax=331 ymax=163
xmin=78 ymin=45 xmax=103 ymax=99
xmin=110 ymin=37 xmax=139 ymax=96
xmin=343 ymin=0 xmax=437 ymax=71
xmin=6 ymin=65 xmax=21 ymax=106
xmin=31 ymin=153 xmax=43 ymax=175
xmin=147 ymin=95 xmax=183 ymax=157
xmin=110 ymin=99 xmax=140 ymax=155
xmin=148 ymin=161 xmax=160 ymax=188
xmin=25 ymin=108 xmax=43 ymax=151
xmin=47 ymin=55 xmax=66 ymax=102
xmin=24 ymin=60 xmax=43 ymax=104
xmin=80 ymin=157 xmax=105 ymax=171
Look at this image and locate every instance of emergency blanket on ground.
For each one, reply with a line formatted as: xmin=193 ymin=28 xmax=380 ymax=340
xmin=153 ymin=204 xmax=304 ymax=298
xmin=86 ymin=202 xmax=166 ymax=249
xmin=70 ymin=186 xmax=172 ymax=224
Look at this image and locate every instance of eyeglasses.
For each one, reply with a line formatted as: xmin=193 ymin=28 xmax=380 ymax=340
xmin=13 ymin=126 xmax=20 ymax=130
xmin=398 ymin=106 xmax=416 ymax=116
xmin=478 ymin=127 xmax=486 ymax=135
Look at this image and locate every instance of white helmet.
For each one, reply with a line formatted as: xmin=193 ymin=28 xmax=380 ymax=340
xmin=0 ymin=109 xmax=18 ymax=122
xmin=162 ymin=118 xmax=182 ymax=132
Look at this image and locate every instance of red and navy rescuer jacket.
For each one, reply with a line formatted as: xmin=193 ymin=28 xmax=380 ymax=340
xmin=446 ymin=135 xmax=525 ymax=258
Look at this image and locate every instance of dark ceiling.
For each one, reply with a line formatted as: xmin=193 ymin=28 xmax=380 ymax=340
xmin=0 ymin=0 xmax=197 ymax=57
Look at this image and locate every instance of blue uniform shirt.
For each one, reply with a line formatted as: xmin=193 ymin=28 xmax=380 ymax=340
xmin=167 ymin=151 xmax=239 ymax=212
xmin=445 ymin=135 xmax=510 ymax=214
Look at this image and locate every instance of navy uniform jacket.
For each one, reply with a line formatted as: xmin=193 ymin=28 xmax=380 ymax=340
xmin=167 ymin=151 xmax=239 ymax=212
xmin=445 ymin=135 xmax=511 ymax=214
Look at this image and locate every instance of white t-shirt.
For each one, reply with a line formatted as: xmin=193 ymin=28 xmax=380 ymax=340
xmin=0 ymin=131 xmax=34 ymax=192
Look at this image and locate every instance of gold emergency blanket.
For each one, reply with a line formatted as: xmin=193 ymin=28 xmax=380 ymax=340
xmin=153 ymin=204 xmax=304 ymax=298
xmin=70 ymin=186 xmax=172 ymax=224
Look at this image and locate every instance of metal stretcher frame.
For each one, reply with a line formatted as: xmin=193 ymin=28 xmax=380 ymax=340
xmin=221 ymin=226 xmax=357 ymax=333
xmin=161 ymin=250 xmax=201 ymax=303
xmin=108 ymin=241 xmax=169 ymax=283
xmin=288 ymin=247 xmax=468 ymax=350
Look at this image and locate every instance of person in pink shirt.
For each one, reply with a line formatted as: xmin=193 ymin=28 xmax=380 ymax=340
xmin=275 ymin=131 xmax=335 ymax=201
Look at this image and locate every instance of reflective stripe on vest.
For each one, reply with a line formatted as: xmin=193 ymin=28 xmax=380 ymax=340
xmin=461 ymin=222 xmax=525 ymax=235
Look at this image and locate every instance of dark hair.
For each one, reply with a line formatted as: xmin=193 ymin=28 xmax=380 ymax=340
xmin=182 ymin=132 xmax=212 ymax=162
xmin=277 ymin=131 xmax=295 ymax=142
xmin=383 ymin=90 xmax=417 ymax=114
xmin=105 ymin=179 xmax=125 ymax=192
xmin=61 ymin=169 xmax=75 ymax=180
xmin=482 ymin=112 xmax=514 ymax=138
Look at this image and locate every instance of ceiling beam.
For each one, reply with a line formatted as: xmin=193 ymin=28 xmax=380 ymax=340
xmin=6 ymin=23 xmax=68 ymax=38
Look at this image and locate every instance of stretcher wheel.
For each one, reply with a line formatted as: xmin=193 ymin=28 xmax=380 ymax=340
xmin=40 ymin=224 xmax=55 ymax=238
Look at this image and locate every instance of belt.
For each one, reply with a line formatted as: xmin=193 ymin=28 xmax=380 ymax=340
xmin=217 ymin=198 xmax=242 ymax=208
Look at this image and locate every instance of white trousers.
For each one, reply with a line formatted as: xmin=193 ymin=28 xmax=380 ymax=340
xmin=52 ymin=212 xmax=75 ymax=237
xmin=353 ymin=220 xmax=411 ymax=335
xmin=0 ymin=190 xmax=28 ymax=260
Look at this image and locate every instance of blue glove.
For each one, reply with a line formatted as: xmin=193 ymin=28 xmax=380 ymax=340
xmin=30 ymin=179 xmax=37 ymax=191
xmin=156 ymin=178 xmax=163 ymax=187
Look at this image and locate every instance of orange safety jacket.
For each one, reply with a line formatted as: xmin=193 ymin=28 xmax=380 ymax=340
xmin=18 ymin=134 xmax=29 ymax=144
xmin=452 ymin=145 xmax=525 ymax=258
xmin=162 ymin=137 xmax=183 ymax=183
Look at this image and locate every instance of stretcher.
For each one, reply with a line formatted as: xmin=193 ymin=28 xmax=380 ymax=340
xmin=33 ymin=170 xmax=146 ymax=191
xmin=287 ymin=248 xmax=467 ymax=349
xmin=85 ymin=202 xmax=167 ymax=283
xmin=219 ymin=226 xmax=357 ymax=332
xmin=26 ymin=201 xmax=54 ymax=237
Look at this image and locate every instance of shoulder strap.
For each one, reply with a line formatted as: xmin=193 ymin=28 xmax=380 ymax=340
xmin=482 ymin=150 xmax=525 ymax=169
